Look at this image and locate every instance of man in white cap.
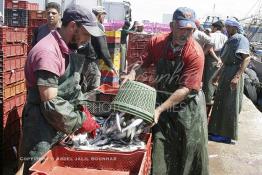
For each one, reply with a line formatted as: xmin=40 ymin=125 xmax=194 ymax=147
xmin=92 ymin=6 xmax=107 ymax=32
xmin=135 ymin=21 xmax=146 ymax=33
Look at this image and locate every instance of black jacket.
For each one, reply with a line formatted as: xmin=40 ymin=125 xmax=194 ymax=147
xmin=91 ymin=35 xmax=114 ymax=69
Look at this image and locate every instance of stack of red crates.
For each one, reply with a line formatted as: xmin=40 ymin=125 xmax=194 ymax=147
xmin=0 ymin=26 xmax=27 ymax=162
xmin=4 ymin=0 xmax=47 ymax=52
xmin=4 ymin=0 xmax=39 ymax=27
xmin=126 ymin=33 xmax=155 ymax=86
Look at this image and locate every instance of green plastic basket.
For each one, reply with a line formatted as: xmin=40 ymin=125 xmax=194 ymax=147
xmin=111 ymin=81 xmax=156 ymax=123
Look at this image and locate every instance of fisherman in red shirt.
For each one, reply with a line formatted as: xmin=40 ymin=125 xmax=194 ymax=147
xmin=123 ymin=7 xmax=209 ymax=175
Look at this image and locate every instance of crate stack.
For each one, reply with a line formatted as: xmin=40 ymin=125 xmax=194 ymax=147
xmin=4 ymin=0 xmax=39 ymax=27
xmin=27 ymin=10 xmax=47 ymax=51
xmin=0 ymin=26 xmax=27 ymax=161
xmin=4 ymin=0 xmax=47 ymax=52
xmin=126 ymin=32 xmax=155 ymax=86
xmin=99 ymin=31 xmax=121 ymax=88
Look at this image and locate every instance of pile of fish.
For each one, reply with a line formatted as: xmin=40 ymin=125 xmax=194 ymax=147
xmin=65 ymin=112 xmax=149 ymax=152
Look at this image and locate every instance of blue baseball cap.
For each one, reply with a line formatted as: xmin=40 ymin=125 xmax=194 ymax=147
xmin=172 ymin=7 xmax=196 ymax=29
xmin=62 ymin=5 xmax=104 ymax=37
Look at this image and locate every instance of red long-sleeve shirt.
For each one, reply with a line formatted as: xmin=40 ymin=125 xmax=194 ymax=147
xmin=141 ymin=33 xmax=204 ymax=91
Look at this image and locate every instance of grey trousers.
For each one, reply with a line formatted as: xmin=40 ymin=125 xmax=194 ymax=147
xmin=81 ymin=61 xmax=101 ymax=93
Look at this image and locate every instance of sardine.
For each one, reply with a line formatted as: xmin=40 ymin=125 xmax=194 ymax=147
xmin=94 ymin=137 xmax=111 ymax=147
xmin=116 ymin=112 xmax=125 ymax=132
xmin=89 ymin=135 xmax=105 ymax=145
xmin=121 ymin=119 xmax=143 ymax=133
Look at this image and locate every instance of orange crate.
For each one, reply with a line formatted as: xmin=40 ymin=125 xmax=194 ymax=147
xmin=4 ymin=81 xmax=26 ymax=100
xmin=30 ymin=134 xmax=152 ymax=175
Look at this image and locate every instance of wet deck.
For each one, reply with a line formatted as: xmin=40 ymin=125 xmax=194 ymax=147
xmin=208 ymin=96 xmax=262 ymax=175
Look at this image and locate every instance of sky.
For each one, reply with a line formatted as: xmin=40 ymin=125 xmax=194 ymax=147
xmin=127 ymin=0 xmax=260 ymax=22
xmin=27 ymin=0 xmax=261 ymax=23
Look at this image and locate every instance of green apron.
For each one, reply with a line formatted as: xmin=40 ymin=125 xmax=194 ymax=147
xmin=208 ymin=39 xmax=244 ymax=140
xmin=202 ymin=52 xmax=220 ymax=104
xmin=152 ymin=42 xmax=209 ymax=175
xmin=21 ymin=53 xmax=87 ymax=175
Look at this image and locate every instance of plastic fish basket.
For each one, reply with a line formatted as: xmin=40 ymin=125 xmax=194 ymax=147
xmin=30 ymin=134 xmax=152 ymax=175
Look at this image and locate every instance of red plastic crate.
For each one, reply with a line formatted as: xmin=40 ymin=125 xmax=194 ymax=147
xmin=101 ymin=82 xmax=119 ymax=88
xmin=15 ymin=91 xmax=26 ymax=106
xmin=0 ymin=44 xmax=27 ymax=57
xmin=95 ymin=84 xmax=118 ymax=102
xmin=100 ymin=70 xmax=118 ymax=77
xmin=3 ymin=68 xmax=25 ymax=85
xmin=96 ymin=84 xmax=118 ymax=95
xmin=128 ymin=41 xmax=148 ymax=50
xmin=31 ymin=169 xmax=130 ymax=175
xmin=3 ymin=56 xmax=26 ymax=72
xmin=127 ymin=50 xmax=143 ymax=59
xmin=17 ymin=1 xmax=30 ymax=9
xmin=30 ymin=3 xmax=39 ymax=10
xmin=28 ymin=10 xmax=47 ymax=20
xmin=30 ymin=134 xmax=152 ymax=175
xmin=126 ymin=33 xmax=152 ymax=70
xmin=128 ymin=33 xmax=153 ymax=42
xmin=5 ymin=0 xmax=19 ymax=9
xmin=0 ymin=27 xmax=27 ymax=44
